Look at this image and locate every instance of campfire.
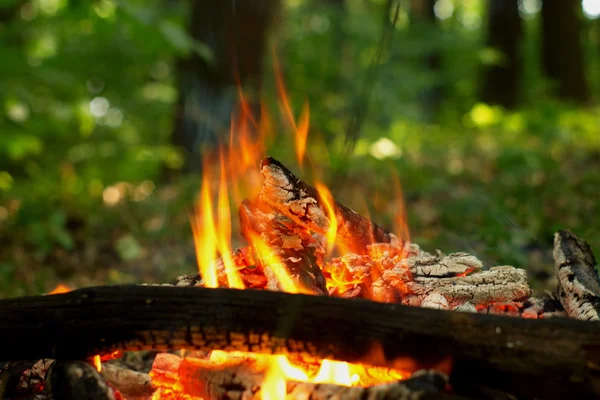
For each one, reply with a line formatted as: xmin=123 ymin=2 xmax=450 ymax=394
xmin=2 ymin=88 xmax=600 ymax=400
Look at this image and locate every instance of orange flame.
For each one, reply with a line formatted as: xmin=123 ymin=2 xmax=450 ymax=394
xmin=48 ymin=284 xmax=71 ymax=294
xmin=273 ymin=54 xmax=310 ymax=167
xmin=92 ymin=355 xmax=102 ymax=372
xmin=249 ymin=232 xmax=312 ymax=294
xmin=315 ymin=182 xmax=338 ymax=256
xmin=217 ymin=155 xmax=245 ymax=289
xmin=391 ymin=170 xmax=410 ymax=243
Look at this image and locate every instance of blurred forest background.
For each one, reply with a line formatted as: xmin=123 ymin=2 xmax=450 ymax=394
xmin=1 ymin=0 xmax=599 ymax=298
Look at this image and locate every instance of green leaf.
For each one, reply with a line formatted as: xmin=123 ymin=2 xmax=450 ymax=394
xmin=115 ymin=234 xmax=144 ymax=262
xmin=0 ymin=171 xmax=14 ymax=191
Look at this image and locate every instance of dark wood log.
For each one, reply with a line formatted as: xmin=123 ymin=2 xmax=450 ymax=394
xmin=554 ymin=229 xmax=600 ymax=320
xmin=259 ymin=157 xmax=397 ymax=254
xmin=47 ymin=360 xmax=115 ymax=400
xmin=1 ymin=286 xmax=600 ymax=398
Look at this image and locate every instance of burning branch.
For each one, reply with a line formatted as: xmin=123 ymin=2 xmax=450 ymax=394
xmin=259 ymin=157 xmax=397 ymax=254
xmin=239 ymin=198 xmax=328 ymax=294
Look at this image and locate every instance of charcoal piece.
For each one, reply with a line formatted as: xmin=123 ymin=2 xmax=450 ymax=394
xmin=47 ymin=360 xmax=114 ymax=400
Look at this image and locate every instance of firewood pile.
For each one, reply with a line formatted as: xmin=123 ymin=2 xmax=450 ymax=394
xmin=1 ymin=157 xmax=600 ymax=400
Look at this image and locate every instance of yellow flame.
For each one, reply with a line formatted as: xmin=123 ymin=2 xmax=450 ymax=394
xmin=217 ymin=155 xmax=245 ymax=289
xmin=261 ymin=367 xmax=287 ymax=400
xmin=191 ymin=173 xmax=219 ymax=288
xmin=92 ymin=355 xmax=102 ymax=372
xmin=314 ymin=359 xmax=352 ymax=386
xmin=249 ymin=232 xmax=312 ymax=294
xmin=275 ymin=355 xmax=309 ymax=381
xmin=314 ymin=182 xmax=337 ymax=256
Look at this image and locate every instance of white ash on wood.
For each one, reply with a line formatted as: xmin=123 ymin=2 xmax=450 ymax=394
xmin=100 ymin=363 xmax=155 ymax=400
xmin=553 ymin=229 xmax=600 ymax=320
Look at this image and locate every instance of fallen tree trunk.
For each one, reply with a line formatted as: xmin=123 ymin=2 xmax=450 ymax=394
xmin=1 ymin=286 xmax=600 ymax=398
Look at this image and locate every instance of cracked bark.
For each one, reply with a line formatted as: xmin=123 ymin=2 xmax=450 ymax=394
xmin=239 ymin=198 xmax=328 ymax=294
xmin=259 ymin=157 xmax=397 ymax=254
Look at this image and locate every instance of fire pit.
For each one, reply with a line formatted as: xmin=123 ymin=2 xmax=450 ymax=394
xmin=2 ymin=94 xmax=600 ymax=399
xmin=1 ymin=155 xmax=600 ymax=399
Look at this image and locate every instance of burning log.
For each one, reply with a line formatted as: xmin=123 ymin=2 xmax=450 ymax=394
xmin=46 ymin=360 xmax=115 ymax=400
xmin=150 ymin=353 xmax=456 ymax=400
xmin=553 ymin=229 xmax=600 ymax=320
xmin=151 ymin=353 xmax=266 ymax=399
xmin=407 ymin=265 xmax=531 ymax=307
xmin=259 ymin=157 xmax=397 ymax=254
xmin=1 ymin=286 xmax=600 ymax=398
xmin=285 ymin=370 xmax=456 ymax=400
xmin=101 ymin=364 xmax=154 ymax=400
xmin=239 ymin=198 xmax=328 ymax=294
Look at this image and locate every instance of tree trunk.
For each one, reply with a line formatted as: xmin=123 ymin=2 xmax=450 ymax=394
xmin=481 ymin=0 xmax=522 ymax=108
xmin=410 ymin=0 xmax=443 ymax=119
xmin=541 ymin=0 xmax=589 ymax=103
xmin=170 ymin=1 xmax=279 ymax=172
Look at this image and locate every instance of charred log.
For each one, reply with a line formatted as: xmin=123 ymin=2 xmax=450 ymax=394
xmin=46 ymin=360 xmax=114 ymax=400
xmin=1 ymin=286 xmax=600 ymax=398
xmin=259 ymin=157 xmax=397 ymax=254
xmin=553 ymin=229 xmax=600 ymax=320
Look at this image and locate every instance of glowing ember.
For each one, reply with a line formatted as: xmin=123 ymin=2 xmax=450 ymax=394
xmin=92 ymin=355 xmax=102 ymax=372
xmin=314 ymin=182 xmax=338 ymax=257
xmin=47 ymin=284 xmax=71 ymax=294
xmin=274 ymin=54 xmax=310 ymax=167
